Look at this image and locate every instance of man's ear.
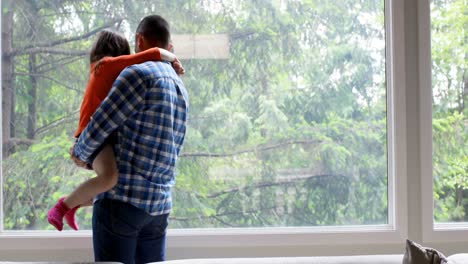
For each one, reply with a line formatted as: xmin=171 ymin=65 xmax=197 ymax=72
xmin=136 ymin=33 xmax=145 ymax=51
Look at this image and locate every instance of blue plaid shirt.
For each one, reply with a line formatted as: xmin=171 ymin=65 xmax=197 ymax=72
xmin=73 ymin=61 xmax=189 ymax=216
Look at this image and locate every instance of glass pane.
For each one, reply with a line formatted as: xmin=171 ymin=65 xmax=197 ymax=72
xmin=2 ymin=0 xmax=387 ymax=230
xmin=431 ymin=0 xmax=468 ymax=223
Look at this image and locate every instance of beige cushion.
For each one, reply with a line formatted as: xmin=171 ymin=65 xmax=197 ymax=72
xmin=402 ymin=239 xmax=448 ymax=264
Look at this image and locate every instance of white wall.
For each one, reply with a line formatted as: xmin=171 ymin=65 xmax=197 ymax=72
xmin=0 ymin=0 xmax=467 ymax=261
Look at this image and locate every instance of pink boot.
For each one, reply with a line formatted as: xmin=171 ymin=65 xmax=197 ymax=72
xmin=47 ymin=197 xmax=70 ymax=231
xmin=65 ymin=205 xmax=80 ymax=231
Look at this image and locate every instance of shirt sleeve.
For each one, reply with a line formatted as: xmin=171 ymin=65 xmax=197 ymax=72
xmin=73 ymin=66 xmax=146 ymax=164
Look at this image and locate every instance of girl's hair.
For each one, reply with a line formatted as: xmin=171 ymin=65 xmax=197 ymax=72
xmin=89 ymin=29 xmax=131 ymax=63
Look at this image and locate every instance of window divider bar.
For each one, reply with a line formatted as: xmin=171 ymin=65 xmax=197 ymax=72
xmin=387 ymin=0 xmax=409 ymax=240
xmin=0 ymin=12 xmax=4 ymax=231
xmin=418 ymin=0 xmax=436 ymax=243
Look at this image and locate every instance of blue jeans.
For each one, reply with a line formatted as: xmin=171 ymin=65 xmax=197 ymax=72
xmin=92 ymin=199 xmax=169 ymax=264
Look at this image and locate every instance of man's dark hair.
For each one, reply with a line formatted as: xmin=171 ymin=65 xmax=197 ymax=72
xmin=89 ymin=29 xmax=130 ymax=63
xmin=136 ymin=15 xmax=170 ymax=48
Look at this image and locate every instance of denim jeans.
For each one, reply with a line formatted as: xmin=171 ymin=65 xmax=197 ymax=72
xmin=92 ymin=199 xmax=169 ymax=264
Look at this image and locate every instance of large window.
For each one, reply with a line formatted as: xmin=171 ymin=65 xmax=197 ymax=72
xmin=430 ymin=0 xmax=467 ymax=224
xmin=2 ymin=0 xmax=390 ymax=231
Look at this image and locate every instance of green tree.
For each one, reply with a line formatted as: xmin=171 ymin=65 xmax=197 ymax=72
xmin=431 ymin=0 xmax=468 ymax=222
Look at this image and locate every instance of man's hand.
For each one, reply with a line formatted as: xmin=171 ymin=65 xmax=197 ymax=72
xmin=70 ymin=143 xmax=89 ymax=169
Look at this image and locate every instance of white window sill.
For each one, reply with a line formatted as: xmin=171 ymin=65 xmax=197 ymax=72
xmin=0 ymin=225 xmax=406 ymax=251
xmin=423 ymin=224 xmax=468 ymax=243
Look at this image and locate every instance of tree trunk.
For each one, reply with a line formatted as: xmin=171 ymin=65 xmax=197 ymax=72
xmin=25 ymin=1 xmax=40 ymax=140
xmin=2 ymin=4 xmax=14 ymax=157
xmin=463 ymin=71 xmax=467 ymax=114
xmin=27 ymin=54 xmax=38 ymax=139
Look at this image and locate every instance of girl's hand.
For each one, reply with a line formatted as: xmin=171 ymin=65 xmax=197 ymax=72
xmin=70 ymin=143 xmax=90 ymax=169
xmin=172 ymin=58 xmax=185 ymax=75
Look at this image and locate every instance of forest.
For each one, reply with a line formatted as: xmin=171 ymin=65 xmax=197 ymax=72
xmin=1 ymin=0 xmax=466 ymax=230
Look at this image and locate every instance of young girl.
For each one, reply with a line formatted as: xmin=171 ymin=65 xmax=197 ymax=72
xmin=47 ymin=29 xmax=184 ymax=231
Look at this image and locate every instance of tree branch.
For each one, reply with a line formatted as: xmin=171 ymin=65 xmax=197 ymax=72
xmin=202 ymin=174 xmax=341 ymax=199
xmin=41 ymin=11 xmax=110 ymax=18
xmin=36 ymin=56 xmax=84 ymax=73
xmin=35 ymin=110 xmax=79 ymax=136
xmin=171 ymin=174 xmax=348 ymax=224
xmin=180 ymin=139 xmax=323 ymax=158
xmin=14 ymin=47 xmax=88 ymax=56
xmin=171 ymin=206 xmax=278 ymax=222
xmin=15 ymin=72 xmax=83 ymax=93
xmin=211 ymin=215 xmax=237 ymax=227
xmin=3 ymin=138 xmax=36 ymax=152
xmin=12 ymin=18 xmax=124 ymax=56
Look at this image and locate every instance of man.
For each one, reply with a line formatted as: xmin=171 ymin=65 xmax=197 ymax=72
xmin=72 ymin=15 xmax=189 ymax=263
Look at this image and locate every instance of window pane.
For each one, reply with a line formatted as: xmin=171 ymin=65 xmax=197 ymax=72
xmin=2 ymin=0 xmax=388 ymax=230
xmin=431 ymin=0 xmax=468 ymax=223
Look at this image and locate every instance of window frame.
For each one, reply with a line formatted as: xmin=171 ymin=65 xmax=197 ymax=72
xmin=419 ymin=0 xmax=468 ymax=243
xmin=0 ymin=0 xmax=410 ymax=250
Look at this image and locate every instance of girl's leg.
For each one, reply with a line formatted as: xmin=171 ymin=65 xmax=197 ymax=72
xmin=48 ymin=144 xmax=118 ymax=231
xmin=63 ymin=198 xmax=93 ymax=231
xmin=63 ymin=144 xmax=118 ymax=209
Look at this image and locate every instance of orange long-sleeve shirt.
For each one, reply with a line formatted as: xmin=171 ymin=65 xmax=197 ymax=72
xmin=74 ymin=48 xmax=163 ymax=137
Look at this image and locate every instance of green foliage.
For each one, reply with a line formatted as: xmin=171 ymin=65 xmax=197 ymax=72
xmin=3 ymin=132 xmax=93 ymax=230
xmin=430 ymin=0 xmax=468 ymax=223
xmin=433 ymin=112 xmax=468 ymax=222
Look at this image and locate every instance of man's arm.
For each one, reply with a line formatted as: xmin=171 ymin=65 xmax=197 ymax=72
xmin=72 ymin=66 xmax=146 ymax=164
